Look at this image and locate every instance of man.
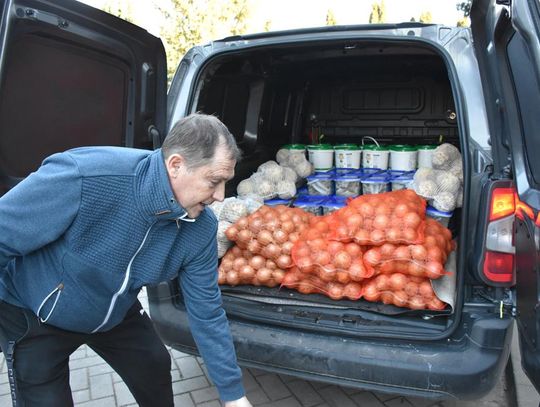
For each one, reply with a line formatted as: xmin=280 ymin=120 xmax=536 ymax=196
xmin=0 ymin=113 xmax=252 ymax=406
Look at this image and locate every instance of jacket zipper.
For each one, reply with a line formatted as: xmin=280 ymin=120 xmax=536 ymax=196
xmin=91 ymin=223 xmax=154 ymax=333
xmin=37 ymin=283 xmax=64 ymax=323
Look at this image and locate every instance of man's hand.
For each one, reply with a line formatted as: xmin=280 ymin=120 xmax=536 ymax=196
xmin=223 ymin=396 xmax=252 ymax=407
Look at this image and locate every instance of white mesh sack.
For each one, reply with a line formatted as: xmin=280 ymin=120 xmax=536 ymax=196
xmin=219 ymin=198 xmax=249 ymax=223
xmin=276 ymin=180 xmax=296 ymax=199
xmin=276 ymin=148 xmax=290 ymax=165
xmin=217 ymin=220 xmax=233 ymax=258
xmin=258 ymin=160 xmax=284 ymax=183
xmin=432 ymin=143 xmax=462 ymax=171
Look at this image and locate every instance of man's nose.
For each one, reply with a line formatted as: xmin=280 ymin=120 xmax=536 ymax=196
xmin=212 ymin=182 xmax=225 ymax=202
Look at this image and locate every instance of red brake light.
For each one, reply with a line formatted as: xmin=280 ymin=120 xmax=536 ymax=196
xmin=483 ymin=252 xmax=514 ymax=283
xmin=489 ymin=188 xmax=515 ymax=221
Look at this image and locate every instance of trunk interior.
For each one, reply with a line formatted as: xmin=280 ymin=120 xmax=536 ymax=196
xmin=191 ymin=39 xmax=461 ymax=337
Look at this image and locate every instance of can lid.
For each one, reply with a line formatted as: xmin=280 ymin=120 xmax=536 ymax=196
xmin=362 ymin=144 xmax=388 ymax=151
xmin=389 ymin=144 xmax=417 ymax=152
xmin=416 ymin=145 xmax=438 ymax=150
xmin=307 ymin=144 xmax=333 ymax=150
xmin=283 ymin=144 xmax=306 ymax=150
xmin=333 ymin=144 xmax=359 ymax=150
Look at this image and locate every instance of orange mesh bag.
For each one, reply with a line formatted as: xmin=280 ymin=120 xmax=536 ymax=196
xmin=362 ymin=273 xmax=447 ymax=310
xmin=327 ymin=189 xmax=427 ymax=245
xmin=225 ymin=204 xmax=314 ymax=269
xmin=291 ymin=215 xmax=374 ymax=283
xmin=281 ymin=267 xmax=364 ymax=300
xmin=218 ymin=245 xmax=287 ymax=288
xmin=362 ymin=218 xmax=455 ymax=279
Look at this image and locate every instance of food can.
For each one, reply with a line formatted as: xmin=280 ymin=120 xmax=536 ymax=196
xmin=362 ymin=145 xmax=389 ymax=169
xmin=334 ymin=144 xmax=361 ymax=169
xmin=389 ymin=145 xmax=418 ymax=171
xmin=307 ymin=144 xmax=334 ymax=171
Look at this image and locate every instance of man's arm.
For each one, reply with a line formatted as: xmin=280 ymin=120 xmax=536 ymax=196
xmin=0 ymin=152 xmax=82 ymax=269
xmin=178 ymin=226 xmax=246 ymax=403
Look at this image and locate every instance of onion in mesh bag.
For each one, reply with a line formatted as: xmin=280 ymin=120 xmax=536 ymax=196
xmin=221 ymin=199 xmax=248 ymax=223
xmin=436 ymin=172 xmax=461 ymax=194
xmin=432 ymin=191 xmax=457 ymax=212
xmin=288 ymin=153 xmax=307 ymax=167
xmin=276 ymin=149 xmax=290 ymax=165
xmin=217 ymin=220 xmax=233 ymax=258
xmin=294 ymin=160 xmax=314 ymax=178
xmin=276 ymin=180 xmax=296 ymax=199
xmin=208 ymin=201 xmax=225 ymax=219
xmin=449 ymin=159 xmax=464 ymax=182
xmin=237 ymin=179 xmax=255 ymax=197
xmin=259 ymin=161 xmax=283 ymax=183
xmin=414 ymin=167 xmax=434 ymax=181
xmin=432 ymin=143 xmax=461 ymax=170
xmin=281 ymin=165 xmax=298 ymax=183
xmin=416 ymin=180 xmax=438 ymax=198
xmin=256 ymin=178 xmax=276 ymax=199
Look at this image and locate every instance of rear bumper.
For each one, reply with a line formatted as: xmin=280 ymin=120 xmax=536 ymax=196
xmin=148 ymin=285 xmax=513 ymax=400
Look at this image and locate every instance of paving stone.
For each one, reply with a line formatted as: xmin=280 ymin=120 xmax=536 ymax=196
xmin=284 ymin=380 xmax=323 ymax=407
xmin=256 ymin=374 xmax=291 ymax=401
xmin=72 ymin=389 xmax=91 ymax=404
xmin=384 ymin=396 xmax=414 ymax=406
xmin=249 ymin=368 xmax=269 ymax=377
xmin=242 ymin=369 xmax=259 ymax=392
xmin=197 ymin=401 xmax=221 ymax=407
xmin=350 ymin=391 xmax=387 ymax=407
xmin=190 ymin=386 xmax=219 ymax=403
xmin=246 ymin=388 xmax=270 ymax=404
xmin=171 ymin=368 xmax=182 ymax=382
xmin=0 ymin=383 xmax=10 ymax=396
xmin=71 ymin=348 xmax=88 ymax=360
xmin=70 ymin=368 xmax=89 ymax=391
xmin=257 ymin=396 xmax=302 ymax=407
xmin=76 ymin=396 xmax=116 ymax=407
xmin=114 ymin=381 xmax=136 ymax=406
xmin=0 ymin=394 xmax=13 ymax=406
xmin=175 ymin=356 xmax=203 ymax=378
xmin=317 ymin=385 xmax=357 ymax=407
xmin=172 ymin=375 xmax=209 ymax=394
xmin=89 ymin=373 xmax=114 ymax=399
xmin=88 ymin=363 xmax=115 ymax=376
xmin=170 ymin=349 xmax=190 ymax=359
xmin=173 ymin=393 xmax=195 ymax=407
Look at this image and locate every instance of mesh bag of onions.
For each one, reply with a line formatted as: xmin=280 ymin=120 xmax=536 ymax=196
xmin=219 ymin=205 xmax=315 ymax=287
xmin=282 ymin=267 xmax=363 ymax=300
xmin=362 ymin=218 xmax=455 ymax=280
xmin=326 ymin=189 xmax=427 ymax=245
xmin=362 ymin=273 xmax=446 ymax=311
xmin=291 ymin=215 xmax=373 ymax=283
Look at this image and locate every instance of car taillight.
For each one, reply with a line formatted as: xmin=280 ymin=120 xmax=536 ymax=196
xmin=483 ymin=187 xmax=516 ymax=285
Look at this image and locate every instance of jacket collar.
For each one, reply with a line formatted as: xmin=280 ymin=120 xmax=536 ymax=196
xmin=134 ymin=149 xmax=193 ymax=222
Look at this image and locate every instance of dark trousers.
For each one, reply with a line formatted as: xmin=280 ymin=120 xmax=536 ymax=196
xmin=0 ymin=300 xmax=173 ymax=407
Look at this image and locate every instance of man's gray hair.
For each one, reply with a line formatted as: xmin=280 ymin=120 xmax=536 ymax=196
xmin=161 ymin=113 xmax=241 ymax=169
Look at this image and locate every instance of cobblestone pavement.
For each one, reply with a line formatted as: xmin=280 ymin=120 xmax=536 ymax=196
xmin=0 ymin=290 xmax=519 ymax=407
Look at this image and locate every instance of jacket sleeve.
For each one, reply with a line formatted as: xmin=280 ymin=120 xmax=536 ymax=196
xmin=0 ymin=152 xmax=82 ymax=269
xmin=178 ymin=224 xmax=245 ymax=402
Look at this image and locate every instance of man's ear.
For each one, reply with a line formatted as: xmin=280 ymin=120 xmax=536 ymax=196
xmin=165 ymin=154 xmax=186 ymax=179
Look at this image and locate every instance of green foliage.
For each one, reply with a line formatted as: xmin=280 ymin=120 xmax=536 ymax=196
xmin=103 ymin=0 xmax=133 ymax=23
xmin=156 ymin=0 xmax=251 ymax=83
xmin=369 ymin=1 xmax=386 ymax=24
xmin=326 ymin=9 xmax=337 ymax=26
xmin=419 ymin=11 xmax=432 ymax=23
xmin=457 ymin=17 xmax=470 ymax=27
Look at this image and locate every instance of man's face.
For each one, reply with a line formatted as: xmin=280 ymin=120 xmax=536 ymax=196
xmin=165 ymin=145 xmax=235 ymax=219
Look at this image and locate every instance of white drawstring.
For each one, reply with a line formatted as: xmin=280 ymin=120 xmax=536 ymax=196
xmin=176 ymin=212 xmax=196 ymax=228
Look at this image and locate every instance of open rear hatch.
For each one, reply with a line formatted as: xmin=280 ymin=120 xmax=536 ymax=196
xmin=183 ymin=31 xmax=469 ymax=339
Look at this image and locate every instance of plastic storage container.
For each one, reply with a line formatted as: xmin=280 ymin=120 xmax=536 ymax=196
xmin=264 ymin=197 xmax=292 ymax=207
xmin=361 ymin=172 xmax=391 ymax=194
xmin=417 ymin=145 xmax=437 ymax=168
xmin=306 ymin=172 xmax=334 ymax=195
xmin=293 ymin=195 xmax=328 ymax=216
xmin=320 ymin=195 xmax=347 ymax=215
xmin=389 ymin=170 xmax=415 ymax=191
xmin=334 ymin=171 xmax=362 ymax=197
xmin=426 ymin=205 xmax=454 ymax=227
xmin=362 ymin=144 xmax=389 ymax=169
xmin=307 ymin=144 xmax=334 ymax=171
xmin=334 ymin=144 xmax=361 ymax=169
xmin=389 ymin=145 xmax=418 ymax=171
